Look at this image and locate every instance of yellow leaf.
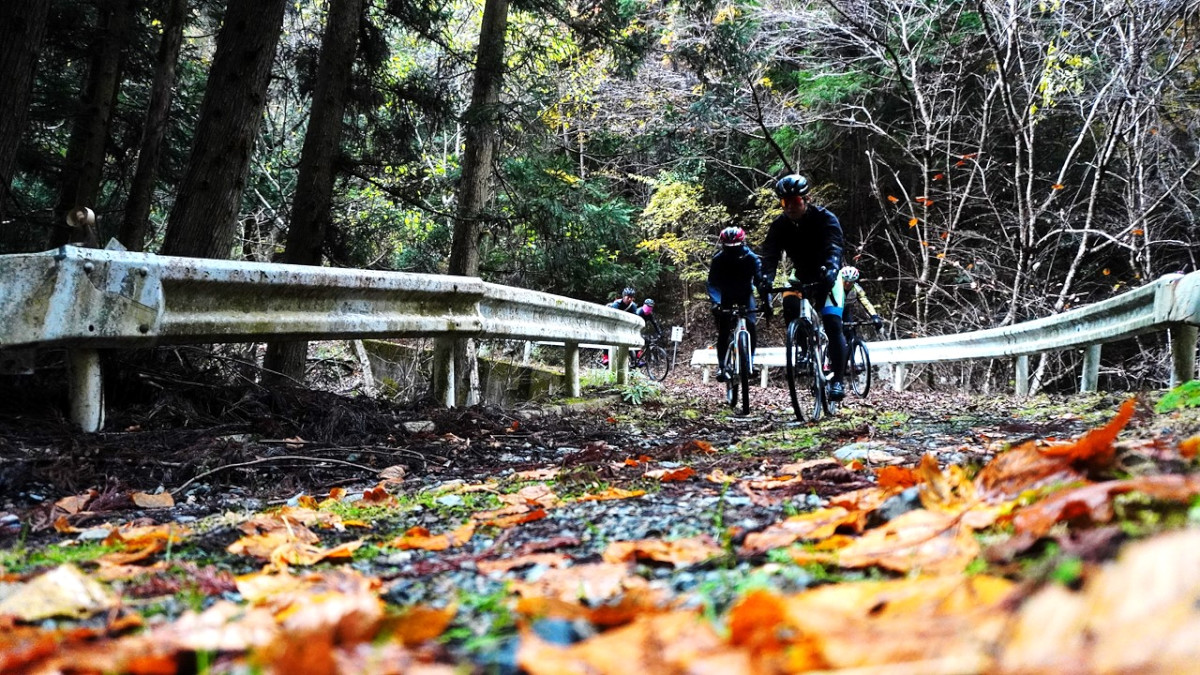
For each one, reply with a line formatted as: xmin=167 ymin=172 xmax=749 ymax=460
xmin=131 ymin=491 xmax=175 ymax=509
xmin=1052 ymin=183 xmax=1064 ymax=190
xmin=908 ymin=218 xmax=918 ymax=227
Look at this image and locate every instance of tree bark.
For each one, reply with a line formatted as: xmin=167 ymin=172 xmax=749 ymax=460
xmin=53 ymin=0 xmax=138 ymax=247
xmin=447 ymin=0 xmax=508 ymax=278
xmin=0 ymin=0 xmax=51 ymax=226
xmin=160 ymin=0 xmax=287 ymax=259
xmin=263 ymin=0 xmax=363 ymax=382
xmin=439 ymin=0 xmax=509 ymax=406
xmin=119 ymin=0 xmax=188 ymax=252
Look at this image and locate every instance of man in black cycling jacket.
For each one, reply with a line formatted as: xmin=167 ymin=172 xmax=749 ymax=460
xmin=759 ymin=174 xmax=848 ymax=400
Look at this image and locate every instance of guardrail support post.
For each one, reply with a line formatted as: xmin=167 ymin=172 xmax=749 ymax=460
xmin=564 ymin=341 xmax=581 ymax=397
xmin=68 ymin=349 xmax=104 ymax=432
xmin=1169 ymin=324 xmax=1197 ymax=387
xmin=1015 ymin=355 xmax=1030 ymax=397
xmin=1080 ymin=344 xmax=1101 ymax=392
xmin=891 ymin=364 xmax=908 ymax=392
xmin=615 ymin=346 xmax=630 ymax=385
xmin=432 ymin=339 xmax=455 ymax=407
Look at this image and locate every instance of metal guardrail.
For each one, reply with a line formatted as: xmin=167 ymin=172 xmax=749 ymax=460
xmin=689 ymin=272 xmax=1200 ymax=394
xmin=0 ymin=246 xmax=646 ymax=431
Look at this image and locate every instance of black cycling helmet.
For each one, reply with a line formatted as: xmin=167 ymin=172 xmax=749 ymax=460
xmin=774 ymin=174 xmax=810 ymax=199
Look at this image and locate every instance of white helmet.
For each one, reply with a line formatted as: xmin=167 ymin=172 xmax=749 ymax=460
xmin=839 ymin=266 xmax=860 ymax=282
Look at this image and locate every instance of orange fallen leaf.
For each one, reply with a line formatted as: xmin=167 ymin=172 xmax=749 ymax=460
xmin=644 ymin=466 xmax=696 ymax=482
xmin=387 ymin=523 xmax=475 ymax=551
xmin=131 ymin=491 xmax=175 ymax=509
xmin=1052 ymin=183 xmax=1064 ymax=190
xmin=485 ymin=508 xmax=548 ymax=529
xmin=478 ymin=553 xmax=571 ymax=575
xmin=54 ymin=491 xmax=97 ymax=515
xmin=822 ymin=509 xmax=982 ymax=575
xmin=876 ymin=466 xmax=919 ymax=489
xmin=739 ymin=507 xmax=857 ymax=555
xmin=624 ymin=457 xmax=641 ymax=466
xmin=575 ymin=487 xmax=646 ymax=502
xmin=385 ymin=604 xmax=457 ymax=646
xmin=510 ymin=562 xmax=644 ymax=604
xmin=498 ymin=484 xmax=561 ymax=508
xmin=908 ymin=218 xmax=919 ymax=227
xmin=887 ymin=195 xmax=899 ymax=203
xmin=1012 ymin=474 xmax=1200 ymax=539
xmin=1039 ymin=396 xmax=1135 ymax=466
xmin=602 ymin=536 xmax=723 ymax=567
xmin=1181 ymin=435 xmax=1199 ymax=459
xmin=706 ymin=468 xmax=738 ymax=484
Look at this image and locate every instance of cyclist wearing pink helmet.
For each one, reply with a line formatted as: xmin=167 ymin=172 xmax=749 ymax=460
xmin=707 ymin=226 xmax=771 ymax=382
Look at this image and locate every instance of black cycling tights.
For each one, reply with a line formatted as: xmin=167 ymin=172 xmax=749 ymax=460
xmin=715 ymin=315 xmax=758 ymax=369
xmin=782 ymin=296 xmax=846 ymax=382
xmin=822 ymin=313 xmax=847 ymax=382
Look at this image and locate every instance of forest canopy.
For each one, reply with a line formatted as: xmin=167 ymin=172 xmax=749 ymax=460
xmin=1 ymin=0 xmax=1198 ymax=390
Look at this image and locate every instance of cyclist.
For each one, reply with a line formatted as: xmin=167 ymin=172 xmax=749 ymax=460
xmin=707 ymin=226 xmax=771 ymax=383
xmin=759 ymin=174 xmax=847 ymax=399
xmin=610 ymin=287 xmax=638 ymax=313
xmin=636 ymin=298 xmax=663 ymax=337
xmin=835 ymin=266 xmax=884 ymax=333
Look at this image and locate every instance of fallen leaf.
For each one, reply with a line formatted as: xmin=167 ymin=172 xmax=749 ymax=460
xmin=387 ymin=523 xmax=475 ymax=551
xmin=510 ymin=562 xmax=642 ymax=604
xmin=602 ymin=536 xmax=724 ymax=567
xmin=575 ymin=487 xmax=646 ymax=501
xmin=876 ymin=466 xmax=919 ymax=489
xmin=644 ymin=466 xmax=696 ymax=482
xmin=485 ymin=508 xmax=548 ymax=529
xmin=54 ymin=491 xmax=97 ymax=515
xmin=131 ymin=491 xmax=175 ymax=509
xmin=477 ymin=553 xmax=571 ymax=575
xmin=1181 ymin=435 xmax=1199 ymax=459
xmin=384 ymin=604 xmax=457 ymax=646
xmin=0 ymin=565 xmax=116 ymax=621
xmin=1012 ymin=474 xmax=1200 ymax=539
xmin=803 ymin=509 xmax=982 ymax=575
xmin=740 ymin=507 xmax=857 ymax=555
xmin=498 ymin=484 xmax=562 ymax=508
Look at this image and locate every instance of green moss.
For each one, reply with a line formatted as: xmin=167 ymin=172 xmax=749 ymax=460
xmin=0 ymin=540 xmax=121 ymax=574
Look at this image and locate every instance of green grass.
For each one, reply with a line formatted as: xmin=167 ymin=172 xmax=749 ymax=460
xmin=0 ymin=540 xmax=121 ymax=574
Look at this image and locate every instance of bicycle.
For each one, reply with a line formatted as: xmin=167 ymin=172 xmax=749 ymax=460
xmin=635 ymin=333 xmax=671 ymax=382
xmin=713 ymin=304 xmax=767 ymax=415
xmin=772 ymin=282 xmax=836 ymax=422
xmin=842 ymin=320 xmax=873 ymax=397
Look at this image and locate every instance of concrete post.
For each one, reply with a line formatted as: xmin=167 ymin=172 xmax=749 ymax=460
xmin=891 ymin=363 xmax=908 ymax=392
xmin=1080 ymin=343 xmax=1101 ymax=392
xmin=564 ymin=341 xmax=581 ymax=397
xmin=432 ymin=338 xmax=455 ymax=407
xmin=615 ymin=346 xmax=630 ymax=385
xmin=68 ymin=349 xmax=104 ymax=432
xmin=1169 ymin=324 xmax=1198 ymax=387
xmin=760 ymin=366 xmax=769 ymax=388
xmin=1015 ymin=354 xmax=1030 ymax=397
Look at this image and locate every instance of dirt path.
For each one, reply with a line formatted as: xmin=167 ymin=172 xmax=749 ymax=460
xmin=1 ymin=366 xmax=1198 ymax=673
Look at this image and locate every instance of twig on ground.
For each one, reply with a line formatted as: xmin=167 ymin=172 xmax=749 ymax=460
xmin=172 ymin=455 xmax=378 ymax=496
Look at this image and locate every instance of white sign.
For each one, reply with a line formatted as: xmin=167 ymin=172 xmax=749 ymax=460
xmin=670 ymin=326 xmax=684 ymax=342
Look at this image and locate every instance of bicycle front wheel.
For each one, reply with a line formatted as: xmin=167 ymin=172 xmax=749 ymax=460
xmin=736 ymin=330 xmax=751 ymax=415
xmin=644 ymin=345 xmax=670 ymax=382
xmin=723 ymin=344 xmax=739 ymax=411
xmin=849 ymin=338 xmax=871 ymax=397
xmin=785 ymin=321 xmax=821 ymax=422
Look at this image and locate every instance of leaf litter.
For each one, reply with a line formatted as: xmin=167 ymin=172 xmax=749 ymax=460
xmin=0 ymin=374 xmax=1198 ymax=672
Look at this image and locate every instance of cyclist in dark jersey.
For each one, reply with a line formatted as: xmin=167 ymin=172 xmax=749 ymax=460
xmin=707 ymin=226 xmax=771 ymax=382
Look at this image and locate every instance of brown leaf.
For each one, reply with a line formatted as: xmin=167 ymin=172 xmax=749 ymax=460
xmin=477 ymin=553 xmax=571 ymax=575
xmin=876 ymin=465 xmax=919 ymax=489
xmin=54 ymin=490 xmax=97 ymax=515
xmin=485 ymin=508 xmax=548 ymax=529
xmin=510 ymin=562 xmax=643 ymax=604
xmin=0 ymin=564 xmax=117 ymax=621
xmin=644 ymin=466 xmax=696 ymax=482
xmin=131 ymin=491 xmax=175 ymax=509
xmin=602 ymin=535 xmax=724 ymax=567
xmin=739 ymin=507 xmax=857 ymax=555
xmin=386 ymin=523 xmax=475 ymax=551
xmin=1038 ymin=396 xmax=1135 ymax=467
xmin=575 ymin=487 xmax=645 ymax=502
xmin=384 ymin=604 xmax=457 ymax=646
xmin=1012 ymin=474 xmax=1200 ymax=539
xmin=498 ymin=484 xmax=561 ymax=508
xmin=809 ymin=509 xmax=982 ymax=575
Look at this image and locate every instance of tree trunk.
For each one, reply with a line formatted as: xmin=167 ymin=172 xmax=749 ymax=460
xmin=160 ymin=0 xmax=287 ymax=259
xmin=119 ymin=0 xmax=188 ymax=252
xmin=53 ymin=0 xmax=138 ymax=247
xmin=0 ymin=0 xmax=51 ymax=226
xmin=263 ymin=0 xmax=362 ymax=382
xmin=447 ymin=0 xmax=508 ymax=278
xmin=440 ymin=0 xmax=509 ymax=406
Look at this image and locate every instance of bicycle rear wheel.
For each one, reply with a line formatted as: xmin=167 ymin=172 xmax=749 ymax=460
xmin=643 ymin=345 xmax=670 ymax=381
xmin=848 ymin=338 xmax=871 ymax=397
xmin=736 ymin=330 xmax=751 ymax=415
xmin=723 ymin=343 xmax=739 ymax=411
xmin=785 ymin=320 xmax=822 ymax=422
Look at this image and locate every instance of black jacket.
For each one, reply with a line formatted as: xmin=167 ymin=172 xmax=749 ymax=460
xmin=707 ymin=245 xmax=766 ymax=307
xmin=759 ymin=204 xmax=844 ymax=285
